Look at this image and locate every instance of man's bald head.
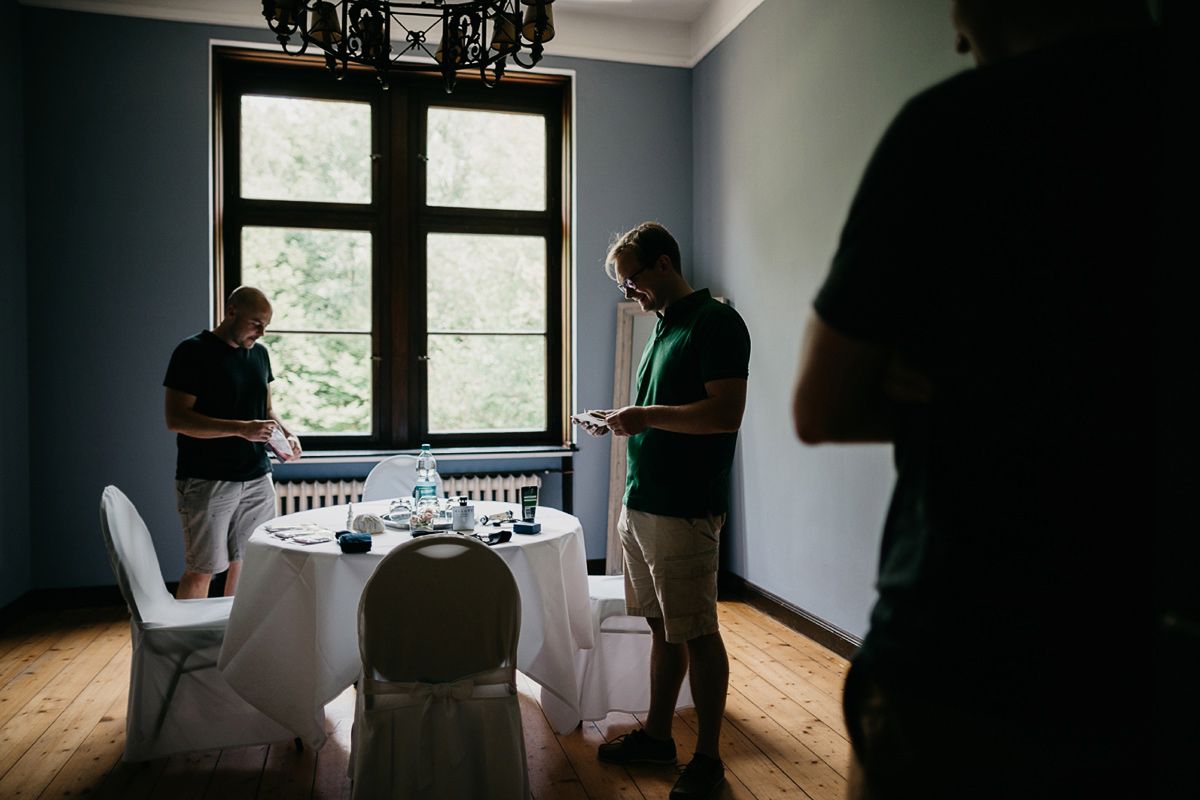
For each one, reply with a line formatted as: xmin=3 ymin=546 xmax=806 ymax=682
xmin=216 ymin=286 xmax=274 ymax=349
xmin=227 ymin=286 xmax=272 ymax=315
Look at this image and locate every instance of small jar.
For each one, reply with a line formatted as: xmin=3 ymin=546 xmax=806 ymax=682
xmin=410 ymin=496 xmax=438 ymax=533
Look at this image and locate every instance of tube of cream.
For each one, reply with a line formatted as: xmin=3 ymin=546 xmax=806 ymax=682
xmin=521 ymin=485 xmax=539 ymax=522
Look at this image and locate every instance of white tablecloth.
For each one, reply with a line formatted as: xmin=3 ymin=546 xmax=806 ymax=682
xmin=217 ymin=500 xmax=594 ymax=744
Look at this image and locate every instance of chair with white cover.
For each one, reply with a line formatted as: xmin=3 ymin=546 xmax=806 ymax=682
xmin=362 ymin=454 xmax=444 ymax=501
xmin=351 ymin=534 xmax=528 ymax=800
xmin=98 ymin=485 xmax=293 ymax=761
xmin=573 ymin=574 xmax=693 ymax=721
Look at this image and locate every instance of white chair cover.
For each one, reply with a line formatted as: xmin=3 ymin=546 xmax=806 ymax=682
xmin=351 ymin=535 xmax=529 ymax=799
xmin=572 ymin=575 xmax=694 ymax=720
xmin=99 ymin=486 xmax=294 ymax=761
xmin=362 ymin=455 xmax=445 ymax=501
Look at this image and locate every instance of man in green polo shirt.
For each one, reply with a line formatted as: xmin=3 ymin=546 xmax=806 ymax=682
xmin=578 ymin=222 xmax=750 ymax=800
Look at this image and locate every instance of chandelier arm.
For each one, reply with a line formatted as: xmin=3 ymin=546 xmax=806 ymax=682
xmin=382 ymin=5 xmax=393 ymax=70
xmin=265 ymin=0 xmax=548 ymax=91
xmin=481 ymin=55 xmax=506 ymax=89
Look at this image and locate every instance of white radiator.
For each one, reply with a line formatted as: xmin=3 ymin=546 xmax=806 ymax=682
xmin=443 ymin=473 xmax=541 ymax=503
xmin=275 ymin=479 xmax=365 ymax=517
xmin=274 ymin=473 xmax=542 ymax=516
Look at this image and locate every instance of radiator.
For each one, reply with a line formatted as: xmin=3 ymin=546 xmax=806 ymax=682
xmin=275 ymin=479 xmax=365 ymax=517
xmin=443 ymin=473 xmax=541 ymax=503
xmin=274 ymin=473 xmax=542 ymax=516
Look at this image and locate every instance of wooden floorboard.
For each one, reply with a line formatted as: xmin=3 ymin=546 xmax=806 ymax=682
xmin=0 ymin=610 xmax=59 ymax=665
xmin=0 ymin=618 xmax=129 ymax=780
xmin=37 ymin=685 xmax=128 ymax=799
xmin=595 ymin=711 xmax=682 ymax=800
xmin=310 ymin=688 xmax=353 ymax=800
xmin=0 ymin=601 xmax=851 ymax=799
xmin=516 ymin=674 xmax=589 ymax=800
xmin=0 ymin=639 xmax=130 ymax=798
xmin=0 ymin=609 xmax=114 ymax=726
xmin=655 ymin=710 xmax=760 ymax=800
xmin=202 ymin=743 xmax=269 ymax=800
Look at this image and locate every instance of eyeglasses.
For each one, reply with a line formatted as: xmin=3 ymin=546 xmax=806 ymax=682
xmin=615 ymin=263 xmax=652 ymax=294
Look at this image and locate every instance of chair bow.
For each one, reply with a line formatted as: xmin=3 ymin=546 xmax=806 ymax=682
xmin=362 ymin=674 xmax=492 ymax=789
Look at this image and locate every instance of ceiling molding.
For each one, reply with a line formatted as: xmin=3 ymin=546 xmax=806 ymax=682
xmin=19 ymin=0 xmax=765 ymax=68
xmin=550 ymin=7 xmax=693 ymax=68
xmin=689 ymin=0 xmax=765 ymax=67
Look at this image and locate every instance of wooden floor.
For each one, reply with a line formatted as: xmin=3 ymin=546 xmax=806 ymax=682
xmin=0 ymin=601 xmax=851 ymax=799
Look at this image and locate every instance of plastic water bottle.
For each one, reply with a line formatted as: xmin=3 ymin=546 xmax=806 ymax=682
xmin=413 ymin=443 xmax=439 ymax=500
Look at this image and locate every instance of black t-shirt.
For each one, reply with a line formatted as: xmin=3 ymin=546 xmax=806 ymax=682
xmin=815 ymin=28 xmax=1162 ymax=707
xmin=164 ymin=330 xmax=274 ymax=481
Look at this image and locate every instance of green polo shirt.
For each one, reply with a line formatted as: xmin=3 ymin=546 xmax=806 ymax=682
xmin=624 ymin=289 xmax=751 ymax=518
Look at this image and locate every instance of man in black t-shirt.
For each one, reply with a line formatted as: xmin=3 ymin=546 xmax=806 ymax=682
xmin=792 ymin=1 xmax=1161 ymax=797
xmin=164 ymin=286 xmax=302 ymax=599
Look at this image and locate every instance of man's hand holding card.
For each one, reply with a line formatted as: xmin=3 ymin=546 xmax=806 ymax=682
xmin=570 ymin=409 xmax=612 ymax=436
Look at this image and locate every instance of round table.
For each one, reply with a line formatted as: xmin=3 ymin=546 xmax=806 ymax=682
xmin=216 ymin=499 xmax=594 ymax=745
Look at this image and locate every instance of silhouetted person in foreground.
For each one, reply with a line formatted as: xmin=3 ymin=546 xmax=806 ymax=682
xmin=791 ymin=1 xmax=1163 ymax=797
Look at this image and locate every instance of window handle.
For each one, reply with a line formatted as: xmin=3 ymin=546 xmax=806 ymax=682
xmin=417 ymin=355 xmax=431 ymax=362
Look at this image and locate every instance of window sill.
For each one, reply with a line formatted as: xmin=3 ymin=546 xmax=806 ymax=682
xmin=272 ymin=445 xmax=579 ymax=482
xmin=286 ymin=444 xmax=577 ymax=465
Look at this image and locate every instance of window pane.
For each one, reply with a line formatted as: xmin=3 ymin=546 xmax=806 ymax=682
xmin=263 ymin=333 xmax=372 ymax=435
xmin=242 ymin=227 xmax=372 ymax=331
xmin=427 ymin=335 xmax=545 ymax=433
xmin=241 ymin=95 xmax=372 ymax=204
xmin=426 ymin=107 xmax=545 ymax=210
xmin=427 ymin=233 xmax=545 ymax=334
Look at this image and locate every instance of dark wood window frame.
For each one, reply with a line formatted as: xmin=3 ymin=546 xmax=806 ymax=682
xmin=214 ymin=47 xmax=571 ymax=452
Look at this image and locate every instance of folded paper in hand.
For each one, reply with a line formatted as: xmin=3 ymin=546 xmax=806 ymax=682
xmin=571 ymin=410 xmax=609 ymax=429
xmin=268 ymin=427 xmax=293 ymax=459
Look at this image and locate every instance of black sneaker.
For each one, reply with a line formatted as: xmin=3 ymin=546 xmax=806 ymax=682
xmin=670 ymin=754 xmax=725 ymax=799
xmin=597 ymin=728 xmax=677 ymax=765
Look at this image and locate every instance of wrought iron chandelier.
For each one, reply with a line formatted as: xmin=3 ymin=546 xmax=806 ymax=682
xmin=261 ymin=0 xmax=556 ymax=92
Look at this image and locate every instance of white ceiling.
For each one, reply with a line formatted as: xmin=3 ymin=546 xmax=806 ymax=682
xmin=20 ymin=0 xmax=766 ymax=67
xmin=560 ymin=0 xmax=709 ymax=24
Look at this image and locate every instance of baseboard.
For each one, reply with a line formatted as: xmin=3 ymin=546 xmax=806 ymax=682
xmin=3 ymin=585 xmax=127 ymax=617
xmin=719 ymin=572 xmax=861 ymax=660
xmin=0 ymin=575 xmax=224 ymax=619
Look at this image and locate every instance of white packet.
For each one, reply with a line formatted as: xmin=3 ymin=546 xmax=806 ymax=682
xmin=268 ymin=427 xmax=294 ymax=459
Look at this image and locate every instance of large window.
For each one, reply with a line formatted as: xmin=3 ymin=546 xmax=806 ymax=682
xmin=215 ymin=48 xmax=569 ymax=450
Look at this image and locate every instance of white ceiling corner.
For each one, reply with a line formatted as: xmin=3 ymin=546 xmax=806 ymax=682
xmin=19 ymin=0 xmax=767 ymax=67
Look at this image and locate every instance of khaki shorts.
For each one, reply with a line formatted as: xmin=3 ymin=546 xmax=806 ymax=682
xmin=175 ymin=474 xmax=276 ymax=574
xmin=619 ymin=506 xmax=724 ymax=644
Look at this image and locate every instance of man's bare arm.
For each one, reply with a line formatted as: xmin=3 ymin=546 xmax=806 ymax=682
xmin=606 ymin=378 xmax=747 ymax=437
xmin=165 ymin=388 xmax=275 ymax=442
xmin=791 ymin=313 xmax=893 ymax=444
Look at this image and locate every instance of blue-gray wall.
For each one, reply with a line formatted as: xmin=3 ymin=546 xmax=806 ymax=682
xmin=692 ymin=0 xmax=966 ymax=638
xmin=20 ymin=7 xmax=690 ymax=588
xmin=1 ymin=0 xmax=30 ymax=609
